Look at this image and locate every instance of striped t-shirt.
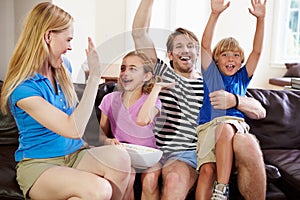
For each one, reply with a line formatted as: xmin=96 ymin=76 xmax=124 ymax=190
xmin=154 ymin=59 xmax=204 ymax=154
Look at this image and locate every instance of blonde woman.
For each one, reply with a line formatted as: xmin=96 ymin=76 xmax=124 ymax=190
xmin=0 ymin=2 xmax=131 ymax=200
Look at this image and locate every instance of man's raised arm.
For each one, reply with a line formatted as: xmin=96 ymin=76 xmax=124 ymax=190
xmin=132 ymin=0 xmax=157 ymax=63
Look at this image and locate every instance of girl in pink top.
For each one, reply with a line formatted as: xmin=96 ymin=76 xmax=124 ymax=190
xmin=99 ymin=50 xmax=175 ymax=200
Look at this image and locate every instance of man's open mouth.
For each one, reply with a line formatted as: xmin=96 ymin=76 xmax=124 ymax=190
xmin=179 ymin=56 xmax=191 ymax=61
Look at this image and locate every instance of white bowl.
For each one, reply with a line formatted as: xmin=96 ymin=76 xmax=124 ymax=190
xmin=122 ymin=143 xmax=163 ymax=169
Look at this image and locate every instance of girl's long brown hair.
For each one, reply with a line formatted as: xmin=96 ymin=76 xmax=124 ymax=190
xmin=117 ymin=50 xmax=161 ymax=94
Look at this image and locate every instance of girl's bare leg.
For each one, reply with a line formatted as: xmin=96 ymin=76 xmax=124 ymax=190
xmin=76 ymin=145 xmax=132 ymax=200
xmin=123 ymin=167 xmax=136 ymax=200
xmin=141 ymin=163 xmax=161 ymax=200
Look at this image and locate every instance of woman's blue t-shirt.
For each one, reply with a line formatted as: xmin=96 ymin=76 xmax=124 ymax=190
xmin=9 ymin=58 xmax=83 ymax=161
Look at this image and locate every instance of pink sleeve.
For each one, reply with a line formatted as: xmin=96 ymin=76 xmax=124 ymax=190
xmin=98 ymin=92 xmax=113 ymax=116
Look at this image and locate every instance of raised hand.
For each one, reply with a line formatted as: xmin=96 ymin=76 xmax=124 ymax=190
xmin=85 ymin=37 xmax=102 ymax=78
xmin=211 ymin=0 xmax=230 ymax=15
xmin=248 ymin=0 xmax=267 ymax=18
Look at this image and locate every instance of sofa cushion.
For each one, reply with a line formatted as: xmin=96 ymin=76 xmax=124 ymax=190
xmin=94 ymin=82 xmax=117 ymax=123
xmin=246 ymin=89 xmax=300 ymax=149
xmin=284 ymin=63 xmax=300 ymax=77
xmin=73 ymin=83 xmax=104 ymax=146
xmin=263 ymin=149 xmax=300 ymax=195
xmin=265 ymin=182 xmax=287 ymax=200
xmin=0 ymin=145 xmax=23 ymax=199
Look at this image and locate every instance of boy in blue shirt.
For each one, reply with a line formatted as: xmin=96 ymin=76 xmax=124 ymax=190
xmin=196 ymin=0 xmax=267 ymax=199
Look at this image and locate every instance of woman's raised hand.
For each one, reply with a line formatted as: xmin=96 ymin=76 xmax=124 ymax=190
xmin=85 ymin=37 xmax=102 ymax=79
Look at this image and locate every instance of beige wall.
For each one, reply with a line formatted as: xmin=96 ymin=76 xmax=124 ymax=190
xmin=0 ymin=0 xmax=50 ymax=81
xmin=0 ymin=0 xmax=287 ymax=88
xmin=0 ymin=0 xmax=14 ymax=80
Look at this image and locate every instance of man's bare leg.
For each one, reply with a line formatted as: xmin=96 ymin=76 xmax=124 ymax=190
xmin=161 ymin=160 xmax=198 ymax=200
xmin=233 ymin=134 xmax=266 ymax=200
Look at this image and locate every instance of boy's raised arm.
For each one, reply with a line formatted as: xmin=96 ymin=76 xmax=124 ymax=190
xmin=201 ymin=0 xmax=230 ymax=70
xmin=245 ymin=0 xmax=266 ymax=77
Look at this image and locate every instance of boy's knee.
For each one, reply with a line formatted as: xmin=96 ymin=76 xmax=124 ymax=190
xmin=216 ymin=123 xmax=235 ymax=139
xmin=199 ymin=163 xmax=216 ymax=177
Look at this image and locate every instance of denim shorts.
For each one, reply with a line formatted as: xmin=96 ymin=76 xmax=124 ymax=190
xmin=161 ymin=150 xmax=198 ymax=169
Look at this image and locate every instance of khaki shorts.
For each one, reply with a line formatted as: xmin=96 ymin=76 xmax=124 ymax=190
xmin=196 ymin=116 xmax=250 ymax=170
xmin=16 ymin=148 xmax=87 ymax=199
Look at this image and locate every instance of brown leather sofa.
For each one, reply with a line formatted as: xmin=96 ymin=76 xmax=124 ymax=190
xmin=1 ymin=81 xmax=299 ymax=199
xmin=244 ymin=88 xmax=300 ymax=200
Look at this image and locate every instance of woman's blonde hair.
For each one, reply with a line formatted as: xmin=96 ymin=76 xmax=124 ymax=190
xmin=212 ymin=37 xmax=245 ymax=65
xmin=117 ymin=50 xmax=160 ymax=94
xmin=0 ymin=2 xmax=78 ymax=114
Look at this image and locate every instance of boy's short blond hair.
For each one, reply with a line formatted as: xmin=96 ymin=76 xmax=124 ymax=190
xmin=212 ymin=37 xmax=245 ymax=65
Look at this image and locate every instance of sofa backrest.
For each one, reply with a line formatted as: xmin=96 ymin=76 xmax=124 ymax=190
xmin=246 ymin=88 xmax=300 ymax=150
xmin=94 ymin=82 xmax=117 ymax=123
xmin=0 ymin=80 xmax=19 ymax=145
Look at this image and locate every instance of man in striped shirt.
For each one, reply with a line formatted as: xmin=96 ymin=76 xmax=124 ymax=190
xmin=132 ymin=0 xmax=266 ymax=199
